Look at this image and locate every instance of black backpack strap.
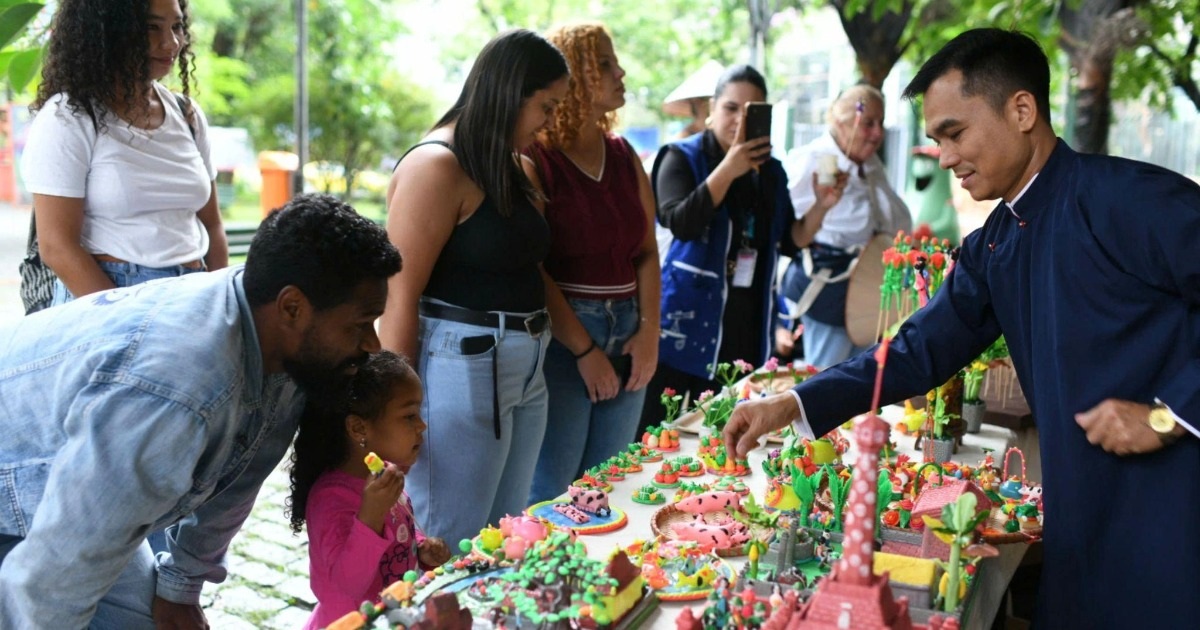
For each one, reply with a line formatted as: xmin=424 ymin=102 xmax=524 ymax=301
xmin=392 ymin=140 xmax=454 ymax=172
xmin=172 ymin=93 xmax=197 ymax=142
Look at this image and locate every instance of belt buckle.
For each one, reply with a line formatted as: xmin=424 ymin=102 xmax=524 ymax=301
xmin=524 ymin=312 xmax=548 ymax=338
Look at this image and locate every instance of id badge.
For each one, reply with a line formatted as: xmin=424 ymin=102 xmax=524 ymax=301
xmin=732 ymin=248 xmax=757 ymax=288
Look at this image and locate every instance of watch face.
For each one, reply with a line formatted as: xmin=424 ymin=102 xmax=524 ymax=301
xmin=1149 ymin=408 xmax=1176 ymax=434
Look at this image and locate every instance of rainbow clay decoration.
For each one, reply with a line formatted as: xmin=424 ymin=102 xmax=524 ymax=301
xmin=364 ymin=452 xmax=385 ymax=477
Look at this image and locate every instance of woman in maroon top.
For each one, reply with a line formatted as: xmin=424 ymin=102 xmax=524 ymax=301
xmin=524 ymin=22 xmax=660 ymax=503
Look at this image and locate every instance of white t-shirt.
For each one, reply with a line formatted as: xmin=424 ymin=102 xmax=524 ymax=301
xmin=20 ymin=82 xmax=217 ymax=267
xmin=784 ymin=131 xmax=911 ymax=250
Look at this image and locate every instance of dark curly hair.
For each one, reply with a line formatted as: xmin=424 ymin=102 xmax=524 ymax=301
xmin=32 ymin=0 xmax=198 ymax=132
xmin=288 ymin=351 xmax=420 ymax=533
xmin=243 ymin=193 xmax=401 ymax=310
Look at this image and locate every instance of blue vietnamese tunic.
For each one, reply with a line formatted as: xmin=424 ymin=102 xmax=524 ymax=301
xmin=794 ymin=140 xmax=1200 ymax=628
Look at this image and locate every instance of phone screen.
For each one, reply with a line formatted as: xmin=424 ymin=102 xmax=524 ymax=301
xmin=745 ymin=103 xmax=772 ymax=141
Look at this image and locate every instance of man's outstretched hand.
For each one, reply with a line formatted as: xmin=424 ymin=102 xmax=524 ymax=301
xmin=723 ymin=393 xmax=801 ymax=459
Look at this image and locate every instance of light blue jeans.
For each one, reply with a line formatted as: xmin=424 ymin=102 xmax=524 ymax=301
xmin=52 ymin=260 xmax=205 ymax=306
xmin=529 ymin=297 xmax=647 ymax=504
xmin=2 ymin=533 xmax=156 ymax=629
xmin=406 ymin=308 xmax=550 ymax=547
xmin=800 ymin=313 xmax=873 ymax=369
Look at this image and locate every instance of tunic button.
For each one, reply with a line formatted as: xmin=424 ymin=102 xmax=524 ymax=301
xmin=1018 ymin=220 xmax=1028 ymax=228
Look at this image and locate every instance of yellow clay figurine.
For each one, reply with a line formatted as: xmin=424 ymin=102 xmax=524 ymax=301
xmin=364 ymin=452 xmax=385 ymax=476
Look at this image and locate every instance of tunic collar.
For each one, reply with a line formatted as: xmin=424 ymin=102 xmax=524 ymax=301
xmin=1005 ymin=139 xmax=1073 ymax=220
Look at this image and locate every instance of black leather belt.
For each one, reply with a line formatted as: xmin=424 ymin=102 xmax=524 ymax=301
xmin=419 ymin=301 xmax=550 ymax=337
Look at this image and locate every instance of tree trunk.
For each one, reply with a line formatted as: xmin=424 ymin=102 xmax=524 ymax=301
xmin=1059 ymin=1 xmax=1147 ymax=154
xmin=831 ymin=0 xmax=914 ymax=88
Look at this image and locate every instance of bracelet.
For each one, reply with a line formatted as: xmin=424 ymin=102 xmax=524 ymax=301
xmin=572 ymin=340 xmax=598 ymax=359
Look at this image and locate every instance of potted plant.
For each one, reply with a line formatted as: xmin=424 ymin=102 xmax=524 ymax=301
xmin=962 ymin=361 xmax=988 ymax=433
xmin=927 ymin=387 xmax=959 ymax=463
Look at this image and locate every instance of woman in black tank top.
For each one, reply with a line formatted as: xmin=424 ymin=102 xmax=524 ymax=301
xmin=377 ymin=30 xmax=571 ymax=547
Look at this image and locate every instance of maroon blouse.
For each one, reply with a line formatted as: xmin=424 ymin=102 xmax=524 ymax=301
xmin=528 ymin=134 xmax=646 ymax=300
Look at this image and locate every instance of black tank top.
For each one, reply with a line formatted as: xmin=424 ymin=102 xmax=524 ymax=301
xmin=397 ymin=141 xmax=550 ymax=312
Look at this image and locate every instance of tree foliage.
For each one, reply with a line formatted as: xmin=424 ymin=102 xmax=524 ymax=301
xmin=0 ymin=1 xmax=46 ymax=96
xmin=188 ymin=0 xmax=436 ymax=198
xmin=447 ymin=0 xmax=750 ymax=124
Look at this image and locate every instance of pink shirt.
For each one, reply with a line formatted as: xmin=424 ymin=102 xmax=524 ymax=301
xmin=303 ymin=469 xmax=425 ymax=629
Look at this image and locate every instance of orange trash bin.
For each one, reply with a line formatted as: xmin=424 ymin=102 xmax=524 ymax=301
xmin=258 ymin=151 xmax=299 ymax=217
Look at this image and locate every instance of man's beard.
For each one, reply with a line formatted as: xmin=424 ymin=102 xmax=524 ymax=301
xmin=283 ymin=353 xmax=363 ymax=401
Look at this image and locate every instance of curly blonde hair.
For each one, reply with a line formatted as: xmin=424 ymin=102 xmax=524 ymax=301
xmin=540 ymin=22 xmax=619 ymax=149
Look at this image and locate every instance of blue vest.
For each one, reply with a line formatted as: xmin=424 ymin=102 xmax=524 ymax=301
xmin=652 ymin=132 xmax=792 ymax=378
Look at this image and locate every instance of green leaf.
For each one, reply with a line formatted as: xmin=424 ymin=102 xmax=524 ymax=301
xmin=0 ymin=49 xmax=15 ymax=76
xmin=7 ymin=45 xmax=40 ymax=92
xmin=0 ymin=3 xmax=42 ymax=50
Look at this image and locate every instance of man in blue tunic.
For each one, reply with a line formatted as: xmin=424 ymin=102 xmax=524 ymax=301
xmin=725 ymin=29 xmax=1199 ymax=628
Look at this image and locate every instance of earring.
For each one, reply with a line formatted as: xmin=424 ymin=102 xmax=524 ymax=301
xmin=359 ymin=438 xmax=367 ymax=449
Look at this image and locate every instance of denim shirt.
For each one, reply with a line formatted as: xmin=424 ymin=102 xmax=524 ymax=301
xmin=0 ymin=267 xmax=304 ymax=627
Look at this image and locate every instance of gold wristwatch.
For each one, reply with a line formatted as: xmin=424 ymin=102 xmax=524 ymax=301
xmin=1148 ymin=403 xmax=1179 ymax=443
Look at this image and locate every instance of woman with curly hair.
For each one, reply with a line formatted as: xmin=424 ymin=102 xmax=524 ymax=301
xmin=20 ymin=0 xmax=227 ymax=309
xmin=524 ymin=22 xmax=660 ymax=503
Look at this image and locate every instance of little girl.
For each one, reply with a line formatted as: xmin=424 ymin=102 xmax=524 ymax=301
xmin=288 ymin=351 xmax=452 ymax=629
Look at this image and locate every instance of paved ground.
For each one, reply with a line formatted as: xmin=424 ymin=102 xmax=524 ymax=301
xmin=0 ymin=202 xmax=314 ymax=628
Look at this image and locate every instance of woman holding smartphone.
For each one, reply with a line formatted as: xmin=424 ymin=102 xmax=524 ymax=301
xmin=637 ymin=64 xmax=802 ymax=433
xmin=379 ymin=30 xmax=569 ymax=546
xmin=523 ymin=23 xmax=660 ymax=504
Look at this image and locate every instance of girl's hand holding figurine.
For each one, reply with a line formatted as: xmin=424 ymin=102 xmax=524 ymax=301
xmin=357 ymin=461 xmax=405 ymax=535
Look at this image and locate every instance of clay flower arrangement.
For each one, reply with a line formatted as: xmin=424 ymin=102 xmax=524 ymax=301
xmin=877 ymin=230 xmax=953 ymax=340
xmin=711 ymin=359 xmax=754 ymax=395
xmin=660 ymin=387 xmax=684 ymax=425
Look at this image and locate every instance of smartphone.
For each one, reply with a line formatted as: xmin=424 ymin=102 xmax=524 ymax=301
xmin=744 ymin=102 xmax=772 ymax=141
xmin=460 ymin=334 xmax=496 ymax=355
xmin=609 ymin=354 xmax=633 ymax=388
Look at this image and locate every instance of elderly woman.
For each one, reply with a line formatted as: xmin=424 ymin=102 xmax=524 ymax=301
xmin=779 ymin=84 xmax=912 ymax=368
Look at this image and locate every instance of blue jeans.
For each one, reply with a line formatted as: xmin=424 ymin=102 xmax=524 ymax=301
xmin=529 ymin=297 xmax=647 ymax=504
xmin=406 ymin=307 xmax=550 ymax=547
xmin=800 ymin=313 xmax=872 ymax=369
xmin=52 ymin=260 xmax=205 ymax=306
xmin=1 ymin=533 xmax=155 ymax=629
